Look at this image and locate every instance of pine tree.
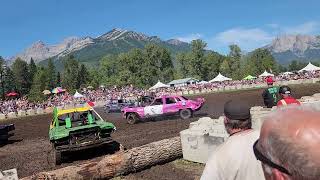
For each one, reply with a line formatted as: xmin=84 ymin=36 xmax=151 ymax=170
xmin=46 ymin=59 xmax=56 ymax=89
xmin=77 ymin=64 xmax=90 ymax=88
xmin=62 ymin=55 xmax=79 ymax=90
xmin=28 ymin=67 xmax=47 ymax=102
xmin=189 ymin=39 xmax=207 ymax=79
xmin=29 ymin=58 xmax=37 ymax=81
xmin=228 ymin=44 xmax=242 ymax=79
xmin=56 ymin=72 xmax=61 ymax=87
xmin=12 ymin=58 xmax=31 ymax=95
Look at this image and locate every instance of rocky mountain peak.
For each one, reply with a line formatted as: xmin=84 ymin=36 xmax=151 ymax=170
xmin=31 ymin=40 xmax=46 ymax=48
xmin=267 ymin=34 xmax=320 ymax=55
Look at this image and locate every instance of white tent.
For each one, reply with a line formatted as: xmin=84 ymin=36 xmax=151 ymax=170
xmin=74 ymin=91 xmax=84 ymax=98
xmin=259 ymin=70 xmax=274 ymax=77
xmin=298 ymin=62 xmax=320 ymax=72
xmin=149 ymin=81 xmax=169 ymax=90
xmin=209 ymin=73 xmax=232 ymax=82
xmin=282 ymin=71 xmax=294 ymax=75
xmin=198 ymin=80 xmax=209 ymax=84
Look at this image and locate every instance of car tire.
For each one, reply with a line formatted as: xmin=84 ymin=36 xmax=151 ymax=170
xmin=127 ymin=113 xmax=138 ymax=124
xmin=55 ymin=150 xmax=62 ymax=165
xmin=180 ymin=109 xmax=192 ymax=119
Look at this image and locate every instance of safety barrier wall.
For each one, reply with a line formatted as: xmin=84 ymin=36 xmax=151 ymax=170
xmin=1 ymin=78 xmax=320 ymax=121
xmin=180 ymin=78 xmax=320 ymax=96
xmin=180 ymin=92 xmax=320 ymax=164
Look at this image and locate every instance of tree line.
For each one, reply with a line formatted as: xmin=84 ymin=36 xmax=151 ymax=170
xmin=1 ymin=39 xmax=318 ymax=102
xmin=0 ymin=56 xmax=89 ymax=102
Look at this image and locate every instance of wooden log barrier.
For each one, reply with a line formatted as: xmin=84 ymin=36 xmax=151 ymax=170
xmin=22 ymin=136 xmax=182 ymax=180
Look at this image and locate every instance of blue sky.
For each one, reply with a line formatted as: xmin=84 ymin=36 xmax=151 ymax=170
xmin=1 ymin=0 xmax=320 ymax=57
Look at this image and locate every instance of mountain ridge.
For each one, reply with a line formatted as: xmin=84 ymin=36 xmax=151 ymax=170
xmin=13 ymin=28 xmax=191 ymax=65
xmin=264 ymin=34 xmax=320 ymax=64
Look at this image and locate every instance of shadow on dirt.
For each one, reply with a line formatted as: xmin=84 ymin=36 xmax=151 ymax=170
xmin=137 ymin=112 xmax=210 ymax=124
xmin=0 ymin=139 xmax=23 ymax=147
xmin=59 ymin=141 xmax=122 ymax=164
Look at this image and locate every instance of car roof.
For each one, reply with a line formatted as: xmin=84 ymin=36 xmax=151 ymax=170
xmin=55 ymin=106 xmax=92 ymax=116
xmin=157 ymin=95 xmax=180 ymax=98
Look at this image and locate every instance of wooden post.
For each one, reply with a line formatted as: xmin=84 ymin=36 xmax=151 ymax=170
xmin=22 ymin=136 xmax=182 ymax=180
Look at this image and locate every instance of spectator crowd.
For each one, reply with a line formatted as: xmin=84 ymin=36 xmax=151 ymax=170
xmin=1 ymin=71 xmax=320 ymax=115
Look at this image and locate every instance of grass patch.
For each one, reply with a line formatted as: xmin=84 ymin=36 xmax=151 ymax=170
xmin=171 ymin=159 xmax=205 ymax=171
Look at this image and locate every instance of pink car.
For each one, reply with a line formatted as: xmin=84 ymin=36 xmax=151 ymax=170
xmin=122 ymin=95 xmax=205 ymax=124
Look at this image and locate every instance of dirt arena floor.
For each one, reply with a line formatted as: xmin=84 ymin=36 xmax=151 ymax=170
xmin=1 ymin=83 xmax=320 ymax=179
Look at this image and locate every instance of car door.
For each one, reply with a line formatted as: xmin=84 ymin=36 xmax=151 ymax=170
xmin=144 ymin=98 xmax=163 ymax=116
xmin=163 ymin=97 xmax=178 ymax=114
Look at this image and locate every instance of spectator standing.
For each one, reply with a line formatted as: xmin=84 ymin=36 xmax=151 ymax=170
xmin=277 ymin=86 xmax=300 ymax=106
xmin=262 ymin=77 xmax=279 ymax=108
xmin=201 ymin=100 xmax=264 ymax=180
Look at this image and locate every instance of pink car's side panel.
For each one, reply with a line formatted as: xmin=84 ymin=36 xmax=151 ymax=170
xmin=122 ymin=95 xmax=205 ymax=119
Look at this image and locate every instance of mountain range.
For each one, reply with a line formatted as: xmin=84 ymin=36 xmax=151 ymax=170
xmin=12 ymin=28 xmax=191 ymax=68
xmin=11 ymin=29 xmax=320 ymax=67
xmin=264 ymin=34 xmax=320 ymax=64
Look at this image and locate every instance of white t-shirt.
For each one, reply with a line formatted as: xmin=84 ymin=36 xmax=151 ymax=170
xmin=201 ymin=130 xmax=265 ymax=180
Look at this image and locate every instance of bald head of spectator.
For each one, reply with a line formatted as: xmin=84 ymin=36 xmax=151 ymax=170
xmin=254 ymin=107 xmax=320 ymax=180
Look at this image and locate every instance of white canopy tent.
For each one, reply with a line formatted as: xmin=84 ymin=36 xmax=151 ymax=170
xmin=282 ymin=71 xmax=294 ymax=75
xmin=298 ymin=62 xmax=320 ymax=72
xmin=149 ymin=81 xmax=170 ymax=90
xmin=74 ymin=91 xmax=84 ymax=98
xmin=209 ymin=73 xmax=232 ymax=82
xmin=259 ymin=70 xmax=274 ymax=77
xmin=198 ymin=80 xmax=209 ymax=84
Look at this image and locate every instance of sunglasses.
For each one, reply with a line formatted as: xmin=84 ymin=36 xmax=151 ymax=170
xmin=253 ymin=139 xmax=291 ymax=176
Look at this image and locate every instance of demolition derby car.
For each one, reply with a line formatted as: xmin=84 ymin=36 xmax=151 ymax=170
xmin=49 ymin=106 xmax=116 ymax=165
xmin=0 ymin=124 xmax=15 ymax=144
xmin=122 ymin=95 xmax=205 ymax=124
xmin=104 ymin=99 xmax=134 ymax=113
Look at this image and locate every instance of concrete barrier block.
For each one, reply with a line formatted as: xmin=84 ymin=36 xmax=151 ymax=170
xmin=0 ymin=114 xmax=6 ymax=120
xmin=1 ymin=168 xmax=18 ymax=180
xmin=180 ymin=127 xmax=228 ymax=163
xmin=18 ymin=110 xmax=26 ymax=116
xmin=181 ymin=117 xmax=229 ymax=163
xmin=183 ymin=91 xmax=189 ymax=95
xmin=45 ymin=107 xmax=53 ymax=113
xmin=300 ymin=96 xmax=315 ymax=102
xmin=194 ymin=90 xmax=200 ymax=94
xmin=36 ymin=108 xmax=44 ymax=114
xmin=189 ymin=90 xmax=194 ymax=95
xmin=7 ymin=112 xmax=16 ymax=118
xmin=27 ymin=109 xmax=35 ymax=116
xmin=312 ymin=93 xmax=320 ymax=98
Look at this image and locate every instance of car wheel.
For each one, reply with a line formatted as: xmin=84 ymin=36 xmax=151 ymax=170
xmin=127 ymin=113 xmax=138 ymax=124
xmin=55 ymin=150 xmax=62 ymax=165
xmin=180 ymin=109 xmax=192 ymax=119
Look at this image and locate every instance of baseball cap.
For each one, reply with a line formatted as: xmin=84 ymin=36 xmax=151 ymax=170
xmin=224 ymin=100 xmax=251 ymax=120
xmin=266 ymin=77 xmax=274 ymax=84
xmin=279 ymin=86 xmax=291 ymax=94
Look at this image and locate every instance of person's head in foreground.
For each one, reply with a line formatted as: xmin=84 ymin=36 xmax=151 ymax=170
xmin=279 ymin=86 xmax=291 ymax=98
xmin=224 ymin=100 xmax=251 ymax=135
xmin=254 ymin=107 xmax=320 ymax=180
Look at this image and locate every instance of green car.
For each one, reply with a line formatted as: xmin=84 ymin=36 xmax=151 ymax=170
xmin=49 ymin=106 xmax=116 ymax=165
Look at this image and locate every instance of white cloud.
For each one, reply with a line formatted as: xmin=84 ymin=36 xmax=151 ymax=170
xmin=176 ymin=33 xmax=202 ymax=43
xmin=282 ymin=21 xmax=319 ymax=34
xmin=213 ymin=28 xmax=273 ymax=51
